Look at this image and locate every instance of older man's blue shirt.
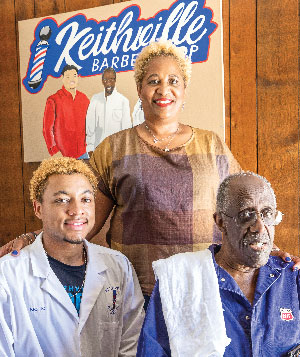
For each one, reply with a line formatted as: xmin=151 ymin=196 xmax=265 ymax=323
xmin=137 ymin=245 xmax=300 ymax=356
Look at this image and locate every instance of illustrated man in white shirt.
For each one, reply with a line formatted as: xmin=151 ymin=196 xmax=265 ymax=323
xmin=0 ymin=157 xmax=144 ymax=356
xmin=86 ymin=67 xmax=132 ymax=155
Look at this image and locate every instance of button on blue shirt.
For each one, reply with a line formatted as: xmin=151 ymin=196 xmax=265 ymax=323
xmin=137 ymin=245 xmax=300 ymax=356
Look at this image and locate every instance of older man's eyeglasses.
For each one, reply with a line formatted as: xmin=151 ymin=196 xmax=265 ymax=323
xmin=221 ymin=208 xmax=283 ymax=227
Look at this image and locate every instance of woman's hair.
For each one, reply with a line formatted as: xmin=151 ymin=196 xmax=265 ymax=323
xmin=134 ymin=40 xmax=192 ymax=88
xmin=30 ymin=157 xmax=98 ymax=202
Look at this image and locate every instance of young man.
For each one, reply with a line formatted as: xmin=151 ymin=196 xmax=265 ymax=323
xmin=43 ymin=65 xmax=90 ymax=159
xmin=0 ymin=157 xmax=144 ymax=356
xmin=138 ymin=172 xmax=300 ymax=356
xmin=85 ymin=67 xmax=132 ymax=154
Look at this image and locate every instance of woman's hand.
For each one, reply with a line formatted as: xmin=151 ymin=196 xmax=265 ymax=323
xmin=0 ymin=239 xmax=16 ymax=257
xmin=271 ymin=243 xmax=300 ymax=271
xmin=0 ymin=232 xmax=38 ymax=258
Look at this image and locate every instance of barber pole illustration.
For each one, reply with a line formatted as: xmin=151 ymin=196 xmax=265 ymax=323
xmin=280 ymin=308 xmax=294 ymax=321
xmin=27 ymin=26 xmax=52 ymax=89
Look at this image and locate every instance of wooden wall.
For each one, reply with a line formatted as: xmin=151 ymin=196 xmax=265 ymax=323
xmin=223 ymin=0 xmax=299 ymax=255
xmin=0 ymin=0 xmax=299 ymax=255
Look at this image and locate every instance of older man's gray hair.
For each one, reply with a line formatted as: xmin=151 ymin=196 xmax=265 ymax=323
xmin=216 ymin=171 xmax=277 ymax=214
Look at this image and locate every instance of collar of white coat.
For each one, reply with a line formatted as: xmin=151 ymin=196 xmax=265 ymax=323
xmin=29 ymin=233 xmax=110 ymax=329
xmin=29 ymin=233 xmax=108 ymax=279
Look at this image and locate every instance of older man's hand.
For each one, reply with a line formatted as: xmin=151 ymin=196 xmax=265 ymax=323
xmin=271 ymin=243 xmax=300 ymax=271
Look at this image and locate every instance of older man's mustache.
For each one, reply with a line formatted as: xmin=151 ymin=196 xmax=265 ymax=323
xmin=242 ymin=232 xmax=270 ymax=246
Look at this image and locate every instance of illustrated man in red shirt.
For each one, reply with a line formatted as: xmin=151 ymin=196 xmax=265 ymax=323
xmin=43 ymin=65 xmax=90 ymax=159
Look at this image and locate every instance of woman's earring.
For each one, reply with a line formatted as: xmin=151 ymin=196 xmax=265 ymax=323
xmin=182 ymin=102 xmax=185 ymax=111
xmin=139 ymin=98 xmax=143 ymax=111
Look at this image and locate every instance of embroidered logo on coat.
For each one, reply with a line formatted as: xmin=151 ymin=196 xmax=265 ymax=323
xmin=105 ymin=286 xmax=120 ymax=315
xmin=280 ymin=308 xmax=294 ymax=321
xmin=29 ymin=306 xmax=46 ymax=312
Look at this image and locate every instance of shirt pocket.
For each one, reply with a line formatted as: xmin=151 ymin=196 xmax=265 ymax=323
xmin=112 ymin=109 xmax=122 ymax=122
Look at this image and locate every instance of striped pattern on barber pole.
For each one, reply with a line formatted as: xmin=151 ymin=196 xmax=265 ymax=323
xmin=29 ymin=41 xmax=49 ymax=84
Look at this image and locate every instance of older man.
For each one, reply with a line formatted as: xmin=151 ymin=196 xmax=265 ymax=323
xmin=138 ymin=172 xmax=300 ymax=356
xmin=0 ymin=157 xmax=144 ymax=356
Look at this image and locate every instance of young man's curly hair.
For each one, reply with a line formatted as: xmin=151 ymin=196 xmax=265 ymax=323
xmin=134 ymin=40 xmax=192 ymax=89
xmin=30 ymin=157 xmax=98 ymax=203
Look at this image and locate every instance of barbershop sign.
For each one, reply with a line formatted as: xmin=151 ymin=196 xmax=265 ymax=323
xmin=19 ymin=0 xmax=223 ymax=162
xmin=23 ymin=0 xmax=216 ymax=94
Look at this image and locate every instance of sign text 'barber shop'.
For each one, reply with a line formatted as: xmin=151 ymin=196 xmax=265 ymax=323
xmin=23 ymin=0 xmax=217 ymax=93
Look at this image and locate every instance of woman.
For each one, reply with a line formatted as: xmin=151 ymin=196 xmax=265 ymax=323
xmin=88 ymin=40 xmax=241 ymax=298
xmin=2 ymin=40 xmax=295 ymax=299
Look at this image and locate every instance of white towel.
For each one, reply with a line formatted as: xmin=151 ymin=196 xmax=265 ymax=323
xmin=152 ymin=249 xmax=231 ymax=357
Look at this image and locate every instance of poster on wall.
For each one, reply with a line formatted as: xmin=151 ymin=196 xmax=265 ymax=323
xmin=19 ymin=0 xmax=223 ymax=162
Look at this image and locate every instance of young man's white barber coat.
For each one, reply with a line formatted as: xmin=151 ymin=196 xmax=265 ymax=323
xmin=0 ymin=234 xmax=144 ymax=356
